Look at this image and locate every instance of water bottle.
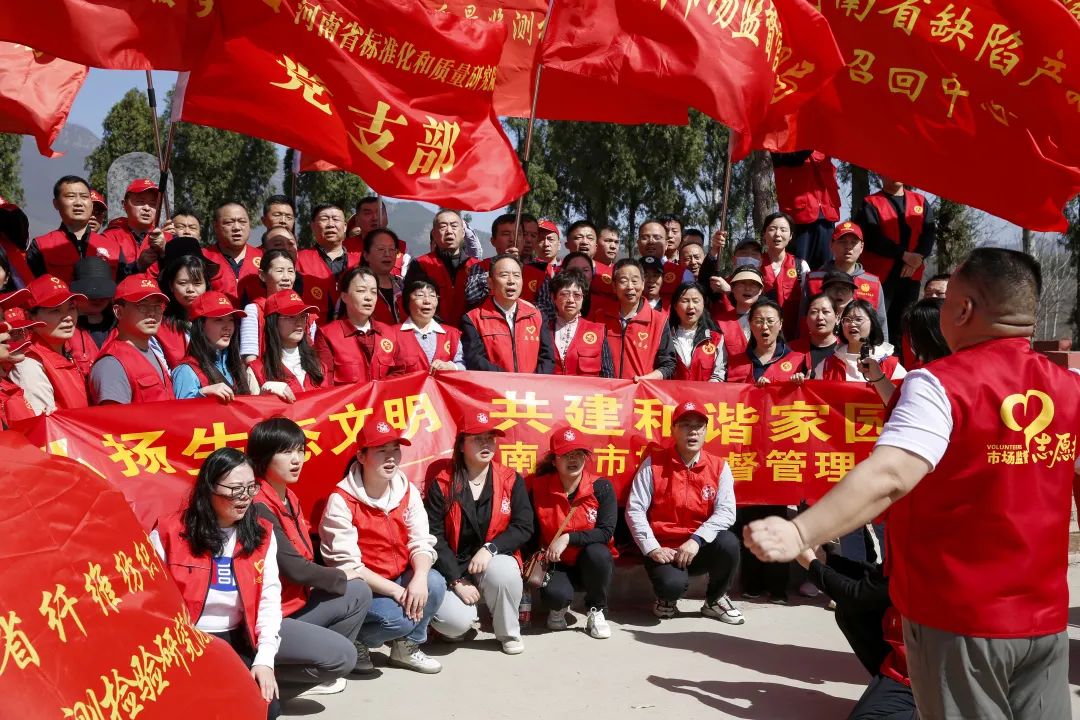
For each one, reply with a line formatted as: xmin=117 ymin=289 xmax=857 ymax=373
xmin=518 ymin=588 xmax=533 ymax=627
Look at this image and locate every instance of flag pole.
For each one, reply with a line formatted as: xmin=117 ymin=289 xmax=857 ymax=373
xmin=145 ymin=71 xmax=173 ymax=225
xmin=716 ymin=128 xmax=736 ymax=255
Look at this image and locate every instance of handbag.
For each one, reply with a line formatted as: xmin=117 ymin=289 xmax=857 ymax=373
xmin=522 ymin=505 xmax=577 ymax=589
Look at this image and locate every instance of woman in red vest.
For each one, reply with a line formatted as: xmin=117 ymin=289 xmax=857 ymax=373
xmin=789 ymin=293 xmax=839 ymax=379
xmin=12 ymin=274 xmax=89 ymax=414
xmin=822 ymin=299 xmax=906 ymax=404
xmin=314 ymin=266 xmax=402 ymax=385
xmin=425 ymin=412 xmax=533 ymax=655
xmin=668 ymin=282 xmax=725 ymax=382
xmin=0 ymin=307 xmax=43 ymax=428
xmin=710 ymin=266 xmax=764 ymax=358
xmin=760 ymin=212 xmax=810 ymax=340
xmin=150 ymin=448 xmax=282 ymax=719
xmin=171 ymin=291 xmax=258 ymax=401
xmin=156 ymin=239 xmax=218 ymax=368
xmin=529 ymin=426 xmax=617 ymax=639
xmin=319 ymin=420 xmax=445 ymax=674
xmin=240 ymin=249 xmax=298 ymax=362
xmin=725 ymin=299 xmax=808 ymax=386
xmin=396 ymin=278 xmax=465 ymax=374
xmin=593 ymin=258 xmax=675 ymax=381
xmin=251 ymin=290 xmax=325 ymax=402
xmin=363 ymin=229 xmax=406 ymax=326
xmin=248 ymin=418 xmax=374 ymax=689
xmin=548 ymin=269 xmax=614 ymax=377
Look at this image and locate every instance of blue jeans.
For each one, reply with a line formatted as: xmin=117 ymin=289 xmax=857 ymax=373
xmin=360 ymin=568 xmax=446 ymax=647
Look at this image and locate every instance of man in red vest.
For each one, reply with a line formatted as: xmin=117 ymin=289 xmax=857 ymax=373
xmin=90 ymin=275 xmax=172 ymax=404
xmin=295 ymin=204 xmax=358 ymax=322
xmin=626 ymin=401 xmax=744 ymax=624
xmin=856 ymin=177 xmax=936 ymax=344
xmin=802 ymin=221 xmax=888 ymax=339
xmin=102 ymin=178 xmax=174 ymax=280
xmin=403 ymin=209 xmax=479 ymax=328
xmin=26 ymin=175 xmax=119 ymax=282
xmin=660 ymin=214 xmax=683 ymax=263
xmin=637 ymin=219 xmax=692 ymax=298
xmin=772 ymin=150 xmax=842 ymax=270
xmin=461 ymin=254 xmax=553 ymax=374
xmin=746 ymin=247 xmax=1079 ymax=720
xmin=204 ymin=202 xmax=263 ymax=307
xmin=463 ymin=213 xmax=520 ymax=311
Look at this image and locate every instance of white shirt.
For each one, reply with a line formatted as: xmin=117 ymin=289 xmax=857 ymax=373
xmin=553 ymin=316 xmax=580 ymax=361
xmin=832 ymin=342 xmax=907 ymax=382
xmin=281 ymin=346 xmax=306 ymax=386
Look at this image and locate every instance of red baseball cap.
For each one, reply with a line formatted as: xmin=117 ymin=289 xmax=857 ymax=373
xmin=126 ymin=178 xmax=159 ymax=195
xmin=456 ymin=410 xmax=506 ymax=437
xmin=90 ymin=190 xmax=107 ymax=209
xmin=672 ymin=401 xmax=708 ymax=425
xmin=0 ymin=288 xmax=30 ymax=309
xmin=26 ymin=275 xmax=86 ymax=308
xmin=832 ymin=221 xmax=863 ymax=242
xmin=115 ymin=275 xmax=167 ymax=303
xmin=538 ymin=219 xmax=560 ymax=238
xmin=358 ymin=419 xmax=412 ymax=450
xmin=3 ymin=307 xmax=44 ymax=331
xmin=550 ymin=425 xmax=591 ymax=455
xmin=265 ymin=290 xmax=317 ymax=317
xmin=189 ymin=291 xmax=245 ymax=319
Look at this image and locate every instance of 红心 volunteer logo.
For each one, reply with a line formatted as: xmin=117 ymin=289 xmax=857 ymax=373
xmin=989 ymin=389 xmax=1077 ymax=467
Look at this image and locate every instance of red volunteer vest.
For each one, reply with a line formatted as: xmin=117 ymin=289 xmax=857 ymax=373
xmin=0 ymin=235 xmax=34 ymax=288
xmin=886 ymin=337 xmax=1080 ymax=637
xmin=0 ymin=378 xmax=35 ymax=427
xmin=98 ymin=337 xmax=174 ymax=403
xmin=68 ymin=327 xmax=100 ymax=377
xmin=102 ymin=219 xmax=174 ymax=277
xmin=371 ymin=286 xmax=405 ymax=326
xmin=155 ymin=321 xmax=189 ymax=369
xmin=596 ymin=301 xmax=667 ymax=380
xmin=645 ymin=447 xmax=726 ymax=547
xmin=762 ymin=253 xmax=803 ymax=339
xmin=332 ymin=483 xmax=413 ymax=580
xmin=313 ymin=318 xmax=400 ymax=385
xmin=254 ymin=481 xmax=315 ymax=617
xmin=295 ymin=247 xmax=362 ymax=321
xmin=521 ymin=262 xmax=553 ymax=304
xmin=411 ymin=252 xmax=480 ymax=328
xmin=805 ymin=268 xmax=884 ymax=308
xmin=205 ymin=245 xmax=263 ymax=306
xmin=820 ymin=352 xmax=900 ymax=383
xmin=879 ymin=606 xmax=910 ymax=687
xmin=657 ymin=260 xmax=686 ymax=297
xmin=712 ymin=310 xmax=750 ymax=358
xmin=550 ymin=317 xmax=606 ymax=377
xmin=530 ymin=472 xmax=613 ymax=565
xmin=155 ymin=511 xmax=273 ymax=649
xmin=673 ymin=329 xmax=724 ymax=382
xmin=395 ymin=324 xmax=461 ymax=373
xmin=24 ymin=337 xmax=89 ymax=410
xmin=773 ymin=150 xmax=841 ymax=224
xmin=861 ymin=190 xmax=927 ymax=282
xmin=465 ymin=298 xmax=544 ymax=373
xmin=725 ymin=347 xmax=807 ymax=384
xmin=250 ymin=356 xmax=324 ymax=395
xmin=31 ymin=228 xmax=118 ymax=282
xmin=431 ymin=461 xmax=521 ymax=566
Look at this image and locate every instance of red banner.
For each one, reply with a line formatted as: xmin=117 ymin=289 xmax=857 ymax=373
xmin=741 ymin=0 xmax=1080 ymax=231
xmin=0 ymin=0 xmax=217 ymax=70
xmin=0 ymin=432 xmax=266 ymax=718
xmin=178 ymin=0 xmax=528 ymax=211
xmin=541 ymin=0 xmax=843 ymax=135
xmin=18 ymin=372 xmax=886 ymax=530
xmin=0 ymin=43 xmax=86 ymax=157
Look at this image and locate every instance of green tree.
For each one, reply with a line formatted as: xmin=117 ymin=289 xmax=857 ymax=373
xmin=0 ymin=133 xmax=24 ymax=204
xmin=282 ymin=149 xmax=369 ymax=247
xmin=85 ymin=89 xmax=159 ymax=191
xmin=170 ymin=123 xmax=277 ymax=242
xmin=1065 ymin=197 xmax=1080 ymax=346
xmin=933 ymin=198 xmax=978 ymax=272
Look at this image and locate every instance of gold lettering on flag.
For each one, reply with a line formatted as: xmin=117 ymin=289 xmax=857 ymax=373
xmin=348 ymin=101 xmax=407 ymax=170
xmin=270 ymin=55 xmax=333 ymax=114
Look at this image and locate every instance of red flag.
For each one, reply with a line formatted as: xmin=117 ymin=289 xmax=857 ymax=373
xmin=0 ymin=43 xmax=86 ymax=157
xmin=421 ymin=0 xmax=689 ymax=124
xmin=542 ymin=0 xmax=843 ymax=134
xmin=178 ymin=0 xmax=528 ymax=211
xmin=742 ymin=1 xmax=1080 ymax=231
xmin=0 ymin=0 xmax=218 ymax=70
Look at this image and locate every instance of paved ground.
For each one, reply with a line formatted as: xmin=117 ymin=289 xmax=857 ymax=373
xmin=285 ymin=565 xmax=1080 ymax=719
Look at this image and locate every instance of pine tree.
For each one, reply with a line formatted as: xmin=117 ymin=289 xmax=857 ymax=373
xmin=0 ymin=133 xmax=24 ymax=204
xmin=84 ymin=89 xmax=159 ymax=191
xmin=934 ymin=198 xmax=978 ymax=272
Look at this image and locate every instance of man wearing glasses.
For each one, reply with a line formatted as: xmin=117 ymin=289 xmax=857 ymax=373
xmin=90 ymin=275 xmax=173 ymax=404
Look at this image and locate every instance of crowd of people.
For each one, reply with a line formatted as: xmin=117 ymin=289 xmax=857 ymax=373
xmin=0 ymin=165 xmax=1022 ymax=720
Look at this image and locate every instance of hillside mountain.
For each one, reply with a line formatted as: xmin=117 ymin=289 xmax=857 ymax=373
xmin=384 ymin=200 xmax=492 ymax=258
xmin=20 ymin=123 xmax=99 ymax=238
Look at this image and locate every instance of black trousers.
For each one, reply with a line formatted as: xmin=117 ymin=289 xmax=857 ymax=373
xmin=883 ymin=274 xmax=921 ymax=347
xmin=643 ymin=530 xmax=740 ymax=603
xmin=848 ymin=674 xmax=916 ymax=720
xmin=539 ymin=542 xmax=615 ymax=611
xmin=211 ymin=628 xmax=281 ymax=720
xmin=735 ymin=505 xmax=791 ymax=596
xmin=792 ymin=219 xmax=836 ymax=271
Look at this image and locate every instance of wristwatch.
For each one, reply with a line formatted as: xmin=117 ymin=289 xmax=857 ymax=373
xmin=483 ymin=542 xmax=498 ymax=555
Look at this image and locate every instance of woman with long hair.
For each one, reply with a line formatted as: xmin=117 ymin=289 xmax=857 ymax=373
xmin=822 ymin=299 xmax=906 ymax=404
xmin=157 ymin=240 xmax=218 ymax=367
xmin=725 ymin=299 xmax=808 ymax=385
xmin=249 ymin=417 xmax=374 ymax=691
xmin=529 ymin=426 xmax=617 ymax=639
xmin=668 ymin=282 xmax=725 ymax=382
xmin=425 ymin=412 xmax=534 ymax=655
xmin=313 ymin=266 xmax=402 ymax=385
xmin=171 ymin=291 xmax=258 ymax=401
xmin=902 ymin=297 xmax=950 ymax=368
xmin=150 ymin=448 xmax=282 ymax=719
xmin=241 ymin=249 xmax=298 ymax=362
xmin=251 ymin=290 xmax=325 ymax=402
xmin=396 ymin=278 xmax=466 ymax=374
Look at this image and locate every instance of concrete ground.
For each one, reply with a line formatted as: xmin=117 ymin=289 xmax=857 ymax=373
xmin=285 ymin=565 xmax=1080 ymax=720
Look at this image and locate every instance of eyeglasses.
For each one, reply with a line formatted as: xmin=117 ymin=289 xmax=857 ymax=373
xmin=132 ymin=301 xmax=166 ymax=315
xmin=640 ymin=234 xmax=665 ymax=242
xmin=556 ymin=291 xmax=584 ymax=300
xmin=751 ymin=318 xmax=779 ymax=327
xmin=213 ymin=483 xmax=259 ymax=499
xmin=841 ymin=316 xmax=868 ymax=325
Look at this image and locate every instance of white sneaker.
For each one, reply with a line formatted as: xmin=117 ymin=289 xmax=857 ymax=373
xmin=652 ymin=599 xmax=677 ymax=619
xmin=501 ymin=638 xmax=525 ymax=655
xmin=296 ymin=677 xmax=347 ymax=697
xmin=586 ymin=608 xmax=611 ymax=639
xmin=702 ymin=595 xmax=745 ymax=625
xmin=387 ymin=640 xmax=442 ymax=674
xmin=546 ymin=608 xmax=569 ymax=631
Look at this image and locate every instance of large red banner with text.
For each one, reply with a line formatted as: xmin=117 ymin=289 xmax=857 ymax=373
xmin=18 ymin=373 xmax=886 ymax=530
